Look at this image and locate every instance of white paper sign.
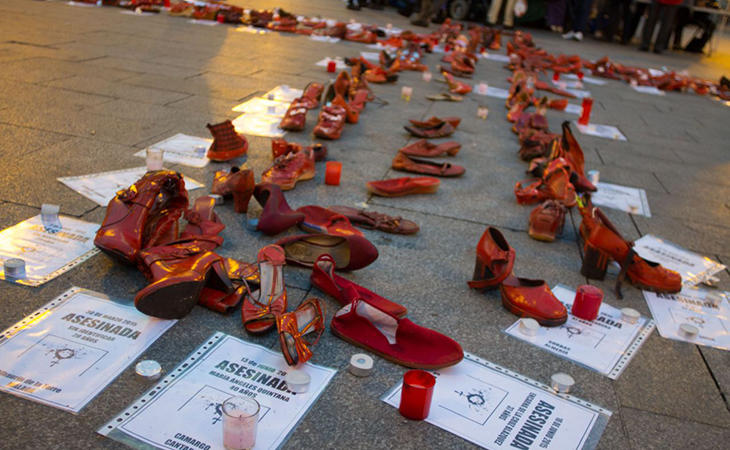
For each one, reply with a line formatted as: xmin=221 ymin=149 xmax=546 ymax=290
xmin=591 ymin=182 xmax=651 ymax=217
xmin=553 ymin=80 xmax=584 ymax=89
xmin=235 ymin=25 xmax=270 ymax=35
xmin=100 ymin=333 xmax=336 ymax=450
xmin=473 ymin=86 xmax=510 ymax=99
xmin=574 ymin=122 xmax=627 ymax=141
xmin=563 ymin=103 xmax=583 ymax=115
xmin=315 ymin=57 xmax=348 ymax=70
xmin=632 ymin=235 xmax=726 ymax=287
xmin=0 ymin=215 xmax=99 ymax=286
xmin=505 ymin=285 xmax=655 ymax=378
xmin=232 ymin=113 xmax=286 ymax=138
xmin=0 ymin=287 xmax=175 ymax=413
xmin=263 ymin=85 xmax=302 ymax=103
xmin=134 ymin=134 xmax=211 ymax=168
xmin=360 ymin=51 xmax=380 ymax=61
xmin=58 ymin=167 xmax=204 ymax=207
xmin=564 ymin=88 xmax=592 ymax=98
xmin=632 ymin=85 xmax=666 ymax=96
xmin=310 ymin=35 xmax=341 ymax=43
xmin=382 ymin=353 xmax=610 ymax=449
xmin=644 ymin=287 xmax=730 ymax=350
xmin=564 ymin=74 xmax=607 ymax=85
xmin=481 ymin=53 xmax=511 ymax=63
xmin=188 ymin=19 xmax=219 ymax=26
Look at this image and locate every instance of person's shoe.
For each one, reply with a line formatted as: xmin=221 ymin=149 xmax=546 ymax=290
xmin=638 ymin=46 xmax=649 ymax=52
xmin=276 ymin=233 xmax=378 ymax=271
xmin=468 ymin=227 xmax=515 ymax=290
xmin=211 ymin=166 xmax=255 ymax=213
xmin=295 ymin=205 xmax=364 ymax=236
xmin=366 ymin=177 xmax=440 ymax=197
xmin=242 ymin=245 xmax=287 ymax=334
xmin=206 ymin=120 xmax=248 ymax=161
xmin=328 ymin=205 xmax=419 ymax=235
xmin=277 ymin=298 xmax=326 ymax=365
xmin=410 ymin=18 xmax=429 ymax=27
xmin=579 ymin=203 xmax=682 ymax=298
xmin=392 ymin=152 xmax=465 ymax=177
xmin=253 ymin=183 xmax=305 ymax=235
xmin=399 ymin=139 xmax=461 ymax=158
xmin=261 ymin=147 xmax=315 ymax=191
xmin=500 ymin=276 xmax=568 ymax=326
xmin=313 ymin=104 xmax=347 ymax=140
xmin=135 ymin=241 xmax=229 ymax=319
xmin=653 ymin=48 xmax=663 ymax=55
xmin=562 ymin=31 xmax=576 ymax=40
xmin=528 ymin=200 xmax=566 ymax=242
xmin=574 ymin=31 xmax=583 ymax=41
xmin=311 ymin=254 xmax=408 ymax=317
xmin=95 ymin=170 xmax=189 ymax=264
xmin=331 ymin=293 xmax=464 ymax=369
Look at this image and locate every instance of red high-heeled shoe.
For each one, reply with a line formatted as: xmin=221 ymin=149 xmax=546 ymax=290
xmin=277 ymin=298 xmax=325 ymax=366
xmin=242 ymin=245 xmax=287 ymax=334
xmin=468 ymin=227 xmax=515 ymax=290
xmin=253 ymin=183 xmax=305 ymax=235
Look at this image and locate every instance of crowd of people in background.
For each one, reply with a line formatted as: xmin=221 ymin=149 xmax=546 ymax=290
xmin=346 ymin=0 xmax=725 ymax=55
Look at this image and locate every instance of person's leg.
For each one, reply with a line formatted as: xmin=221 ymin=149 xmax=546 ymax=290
xmin=606 ymin=0 xmax=621 ymax=41
xmin=547 ymin=0 xmax=568 ymax=28
xmin=488 ymin=0 xmax=506 ymax=25
xmin=621 ymin=0 xmax=635 ymax=43
xmin=412 ymin=0 xmax=432 ymax=24
xmin=429 ymin=0 xmax=447 ymax=20
xmin=574 ymin=0 xmax=593 ymax=33
xmin=503 ymin=0 xmax=518 ymax=27
xmin=654 ymin=4 xmax=679 ymax=53
xmin=640 ymin=0 xmax=661 ymax=50
xmin=672 ymin=7 xmax=690 ymax=50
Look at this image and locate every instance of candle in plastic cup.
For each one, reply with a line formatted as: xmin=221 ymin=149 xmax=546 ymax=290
xmin=146 ymin=148 xmax=164 ymax=171
xmin=327 ymin=60 xmax=336 ymax=73
xmin=217 ymin=13 xmax=225 ymax=23
xmin=399 ymin=370 xmax=436 ymax=420
xmin=577 ymin=71 xmax=584 ymax=81
xmin=222 ymin=396 xmax=259 ymax=450
xmin=553 ymin=71 xmax=560 ymax=82
xmin=571 ymin=285 xmax=603 ymax=321
xmin=422 ymin=71 xmax=432 ymax=82
xmin=578 ymin=98 xmax=593 ymax=126
xmin=325 ymin=161 xmax=342 ymax=186
xmin=477 ymin=82 xmax=488 ymax=95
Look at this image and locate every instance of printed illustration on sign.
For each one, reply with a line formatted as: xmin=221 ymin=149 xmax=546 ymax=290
xmin=444 ymin=376 xmax=508 ymax=425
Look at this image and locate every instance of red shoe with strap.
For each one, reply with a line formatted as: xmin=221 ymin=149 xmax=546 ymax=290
xmin=366 ymin=177 xmax=440 ymax=197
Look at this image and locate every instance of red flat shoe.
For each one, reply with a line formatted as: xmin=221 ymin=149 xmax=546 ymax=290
xmin=528 ymin=200 xmax=566 ymax=242
xmin=311 ymin=254 xmax=407 ymax=317
xmin=399 ymin=139 xmax=461 ymax=158
xmin=313 ymin=104 xmax=347 ymax=140
xmin=279 ymin=98 xmax=310 ymax=131
xmin=408 ymin=116 xmax=461 ymax=129
xmin=253 ymin=183 xmax=305 ymax=235
xmin=468 ymin=227 xmax=515 ymax=290
xmin=392 ymin=152 xmax=465 ymax=177
xmin=500 ymin=275 xmax=568 ymax=326
xmin=366 ymin=177 xmax=440 ymax=197
xmin=404 ymin=122 xmax=455 ymax=139
xmin=328 ymin=205 xmax=419 ymax=235
xmin=277 ymin=298 xmax=325 ymax=366
xmin=331 ymin=293 xmax=464 ymax=369
xmin=295 ymin=205 xmax=363 ymax=236
xmin=242 ymin=245 xmax=287 ymax=334
xmin=276 ymin=233 xmax=378 ymax=271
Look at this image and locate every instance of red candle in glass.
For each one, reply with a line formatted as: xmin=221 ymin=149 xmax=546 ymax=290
xmin=217 ymin=13 xmax=225 ymax=24
xmin=571 ymin=285 xmax=603 ymax=321
xmin=326 ymin=61 xmax=336 ymax=73
xmin=577 ymin=71 xmax=584 ymax=81
xmin=578 ymin=97 xmax=593 ymax=125
xmin=399 ymin=370 xmax=436 ymax=420
xmin=553 ymin=71 xmax=560 ymax=82
xmin=324 ymin=161 xmax=342 ymax=186
xmin=444 ymin=44 xmax=451 ymax=52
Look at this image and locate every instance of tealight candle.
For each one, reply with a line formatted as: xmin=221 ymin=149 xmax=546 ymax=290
xmin=222 ymin=396 xmax=259 ymax=450
xmin=422 ymin=71 xmax=432 ymax=82
xmin=401 ymin=86 xmax=413 ymax=101
xmin=325 ymin=161 xmax=342 ymax=186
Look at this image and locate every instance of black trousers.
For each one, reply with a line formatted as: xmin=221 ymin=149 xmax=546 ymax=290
xmin=605 ymin=0 xmax=632 ymax=42
xmin=640 ymin=1 xmax=679 ymax=52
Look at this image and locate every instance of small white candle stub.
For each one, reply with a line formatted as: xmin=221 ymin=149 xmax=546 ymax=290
xmin=349 ymin=353 xmax=374 ymax=377
xmin=146 ymin=147 xmax=164 ymax=171
xmin=4 ymin=258 xmax=26 ymax=279
xmin=477 ymin=82 xmax=488 ymax=95
xmin=620 ymin=308 xmax=640 ymax=324
xmin=550 ymin=373 xmax=575 ymax=393
xmin=477 ymin=106 xmax=489 ymax=120
xmin=422 ymin=71 xmax=432 ymax=82
xmin=401 ymin=86 xmax=413 ymax=101
xmin=679 ymin=323 xmax=699 ymax=339
xmin=706 ymin=292 xmax=724 ymax=307
xmin=285 ymin=370 xmax=311 ymax=393
xmin=519 ymin=318 xmax=540 ymax=336
xmin=587 ymin=170 xmax=600 ymax=185
xmin=135 ymin=360 xmax=162 ymax=380
xmin=209 ymin=194 xmax=224 ymax=205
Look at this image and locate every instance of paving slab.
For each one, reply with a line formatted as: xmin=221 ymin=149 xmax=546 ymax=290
xmin=621 ymin=407 xmax=730 ymax=450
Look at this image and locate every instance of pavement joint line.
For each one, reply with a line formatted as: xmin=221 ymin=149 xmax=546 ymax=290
xmin=594 ymin=147 xmax=606 ymax=165
xmin=620 ymin=405 xmax=730 ymax=430
xmin=0 ymin=121 xmax=77 ymax=140
xmin=4 ymin=40 xmax=59 ymax=50
xmin=651 ymin=172 xmax=671 ymax=194
xmin=697 ymin=346 xmax=730 ymax=412
xmin=162 ymin=93 xmax=196 ymax=107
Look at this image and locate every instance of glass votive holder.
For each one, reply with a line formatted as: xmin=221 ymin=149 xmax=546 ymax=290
xmin=146 ymin=148 xmax=164 ymax=171
xmin=222 ymin=396 xmax=260 ymax=450
xmin=578 ymin=98 xmax=593 ymax=126
xmin=325 ymin=161 xmax=342 ymax=186
xmin=399 ymin=370 xmax=436 ymax=420
xmin=422 ymin=71 xmax=432 ymax=82
xmin=571 ymin=285 xmax=603 ymax=321
xmin=327 ymin=60 xmax=336 ymax=73
xmin=401 ymin=86 xmax=413 ymax=101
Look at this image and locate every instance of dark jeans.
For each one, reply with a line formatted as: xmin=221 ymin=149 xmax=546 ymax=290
xmin=567 ymin=0 xmax=594 ymax=33
xmin=605 ymin=0 xmax=632 ymax=42
xmin=415 ymin=0 xmax=447 ymax=21
xmin=546 ymin=0 xmax=567 ymax=27
xmin=640 ymin=1 xmax=679 ymax=52
xmin=623 ymin=2 xmax=649 ymax=43
xmin=673 ymin=8 xmax=716 ymax=49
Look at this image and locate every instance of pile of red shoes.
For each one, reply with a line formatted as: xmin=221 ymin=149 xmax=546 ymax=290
xmin=313 ymin=69 xmax=374 ymax=140
xmin=395 ymin=116 xmax=465 ymax=177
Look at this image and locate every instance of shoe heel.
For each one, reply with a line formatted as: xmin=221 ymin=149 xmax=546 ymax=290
xmin=233 ymin=188 xmax=253 ymax=214
xmin=581 ymin=242 xmax=609 ymax=280
xmin=468 ymin=256 xmax=498 ymax=290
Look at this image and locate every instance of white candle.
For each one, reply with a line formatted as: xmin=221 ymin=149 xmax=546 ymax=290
xmin=222 ymin=396 xmax=259 ymax=450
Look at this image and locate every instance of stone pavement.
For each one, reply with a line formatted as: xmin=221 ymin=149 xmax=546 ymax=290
xmin=1 ymin=0 xmax=729 ymax=448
